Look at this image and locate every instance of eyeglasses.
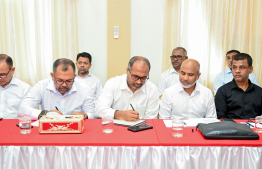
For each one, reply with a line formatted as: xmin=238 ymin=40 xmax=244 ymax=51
xmin=0 ymin=68 xmax=11 ymax=79
xmin=128 ymin=69 xmax=149 ymax=82
xmin=54 ymin=76 xmax=74 ymax=85
xmin=170 ymin=55 xmax=184 ymax=60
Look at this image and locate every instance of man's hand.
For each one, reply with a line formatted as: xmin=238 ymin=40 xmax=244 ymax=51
xmin=114 ymin=110 xmax=140 ymax=121
xmin=72 ymin=112 xmax=88 ymax=119
xmin=46 ymin=109 xmax=63 ymax=115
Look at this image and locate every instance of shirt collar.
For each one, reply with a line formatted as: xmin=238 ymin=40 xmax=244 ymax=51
xmin=226 ymin=67 xmax=232 ymax=74
xmin=178 ymin=81 xmax=200 ymax=94
xmin=1 ymin=76 xmax=18 ymax=88
xmin=46 ymin=79 xmax=77 ymax=95
xmin=76 ymin=73 xmax=92 ymax=79
xmin=120 ymin=74 xmax=146 ymax=93
xmin=169 ymin=66 xmax=179 ymax=74
xmin=230 ymin=79 xmax=253 ymax=91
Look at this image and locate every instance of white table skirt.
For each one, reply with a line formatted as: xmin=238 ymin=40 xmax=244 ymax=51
xmin=1 ymin=146 xmax=262 ymax=169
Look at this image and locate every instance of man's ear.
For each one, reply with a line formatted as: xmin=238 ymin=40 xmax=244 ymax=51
xmin=50 ymin=72 xmax=54 ymax=81
xmin=126 ymin=67 xmax=129 ymax=74
xmin=249 ymin=66 xmax=253 ymax=74
xmin=197 ymin=73 xmax=201 ymax=80
xmin=11 ymin=67 xmax=15 ymax=74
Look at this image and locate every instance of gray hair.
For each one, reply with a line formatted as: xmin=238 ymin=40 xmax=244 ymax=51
xmin=172 ymin=47 xmax=187 ymax=56
xmin=128 ymin=56 xmax=151 ymax=71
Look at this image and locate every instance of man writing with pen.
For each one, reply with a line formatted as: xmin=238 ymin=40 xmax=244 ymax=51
xmin=18 ymin=58 xmax=96 ymax=120
xmin=95 ymin=56 xmax=159 ymax=121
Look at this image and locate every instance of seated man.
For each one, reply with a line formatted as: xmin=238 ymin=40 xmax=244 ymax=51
xmin=75 ymin=52 xmax=102 ymax=100
xmin=215 ymin=53 xmax=262 ymax=119
xmin=213 ymin=50 xmax=259 ymax=94
xmin=0 ymin=54 xmax=31 ymax=119
xmin=159 ymin=59 xmax=216 ymax=119
xmin=95 ymin=56 xmax=159 ymax=121
xmin=18 ymin=58 xmax=95 ymax=120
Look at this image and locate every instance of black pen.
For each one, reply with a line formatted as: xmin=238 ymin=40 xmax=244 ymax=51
xmin=130 ymin=104 xmax=135 ymax=111
xmin=55 ymin=106 xmax=59 ymax=111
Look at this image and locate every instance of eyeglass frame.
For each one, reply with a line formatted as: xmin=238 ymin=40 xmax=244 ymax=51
xmin=128 ymin=69 xmax=149 ymax=82
xmin=53 ymin=75 xmax=74 ymax=85
xmin=0 ymin=68 xmax=11 ymax=79
xmin=170 ymin=55 xmax=185 ymax=60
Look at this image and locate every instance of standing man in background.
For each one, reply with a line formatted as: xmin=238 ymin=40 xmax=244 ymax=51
xmin=75 ymin=52 xmax=102 ymax=100
xmin=95 ymin=56 xmax=159 ymax=121
xmin=0 ymin=54 xmax=31 ymax=119
xmin=213 ymin=50 xmax=259 ymax=95
xmin=158 ymin=47 xmax=188 ymax=96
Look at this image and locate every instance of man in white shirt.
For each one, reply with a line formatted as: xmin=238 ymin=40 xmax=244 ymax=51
xmin=75 ymin=52 xmax=102 ymax=100
xmin=0 ymin=54 xmax=31 ymax=119
xmin=95 ymin=56 xmax=159 ymax=121
xmin=18 ymin=58 xmax=95 ymax=120
xmin=158 ymin=47 xmax=188 ymax=96
xmin=213 ymin=50 xmax=259 ymax=95
xmin=159 ymin=59 xmax=216 ymax=119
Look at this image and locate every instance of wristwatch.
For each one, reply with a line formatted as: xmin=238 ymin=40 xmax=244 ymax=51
xmin=38 ymin=110 xmax=47 ymax=119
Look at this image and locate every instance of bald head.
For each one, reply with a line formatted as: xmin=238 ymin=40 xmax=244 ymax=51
xmin=179 ymin=59 xmax=201 ymax=89
xmin=181 ymin=59 xmax=200 ymax=74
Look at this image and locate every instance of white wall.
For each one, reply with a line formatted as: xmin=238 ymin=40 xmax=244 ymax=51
xmin=130 ymin=0 xmax=164 ymax=85
xmin=76 ymin=0 xmax=108 ymax=85
xmin=76 ymin=0 xmax=164 ymax=86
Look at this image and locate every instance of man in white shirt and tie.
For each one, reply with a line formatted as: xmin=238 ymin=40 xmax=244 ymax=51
xmin=0 ymin=54 xmax=31 ymax=119
xmin=18 ymin=58 xmax=95 ymax=120
xmin=159 ymin=59 xmax=216 ymax=119
xmin=95 ymin=56 xmax=159 ymax=121
xmin=75 ymin=52 xmax=102 ymax=100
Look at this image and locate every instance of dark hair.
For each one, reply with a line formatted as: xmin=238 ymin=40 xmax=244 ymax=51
xmin=232 ymin=53 xmax=252 ymax=67
xmin=53 ymin=58 xmax=76 ymax=73
xmin=128 ymin=56 xmax=151 ymax=71
xmin=172 ymin=47 xmax=187 ymax=56
xmin=0 ymin=54 xmax=13 ymax=69
xmin=76 ymin=52 xmax=92 ymax=63
xmin=226 ymin=50 xmax=240 ymax=56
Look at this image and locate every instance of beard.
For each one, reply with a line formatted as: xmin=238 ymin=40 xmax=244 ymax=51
xmin=180 ymin=80 xmax=196 ymax=89
xmin=78 ymin=68 xmax=89 ymax=75
xmin=127 ymin=77 xmax=143 ymax=90
xmin=57 ymin=86 xmax=70 ymax=94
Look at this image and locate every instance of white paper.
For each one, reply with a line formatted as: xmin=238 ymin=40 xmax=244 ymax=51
xmin=31 ymin=120 xmax=39 ymax=127
xmin=163 ymin=118 xmax=220 ymax=128
xmin=113 ymin=119 xmax=146 ymax=127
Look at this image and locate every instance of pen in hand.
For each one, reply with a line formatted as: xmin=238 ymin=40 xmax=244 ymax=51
xmin=130 ymin=104 xmax=135 ymax=111
xmin=55 ymin=106 xmax=59 ymax=111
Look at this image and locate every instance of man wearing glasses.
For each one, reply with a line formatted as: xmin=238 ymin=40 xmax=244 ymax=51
xmin=158 ymin=47 xmax=188 ymax=97
xmin=95 ymin=56 xmax=159 ymax=121
xmin=0 ymin=54 xmax=31 ymax=119
xmin=18 ymin=58 xmax=95 ymax=120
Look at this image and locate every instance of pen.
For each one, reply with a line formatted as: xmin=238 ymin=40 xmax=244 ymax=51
xmin=55 ymin=106 xmax=59 ymax=111
xmin=246 ymin=122 xmax=254 ymax=128
xmin=130 ymin=104 xmax=135 ymax=111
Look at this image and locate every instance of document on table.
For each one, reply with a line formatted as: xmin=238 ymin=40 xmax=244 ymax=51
xmin=31 ymin=120 xmax=39 ymax=127
xmin=113 ymin=119 xmax=146 ymax=127
xmin=163 ymin=118 xmax=220 ymax=128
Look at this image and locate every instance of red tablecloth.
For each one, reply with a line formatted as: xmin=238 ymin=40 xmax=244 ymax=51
xmin=0 ymin=119 xmax=159 ymax=146
xmin=1 ymin=119 xmax=262 ymax=147
xmin=153 ymin=119 xmax=262 ymax=147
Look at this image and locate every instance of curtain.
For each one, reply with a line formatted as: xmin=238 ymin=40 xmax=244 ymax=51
xmin=163 ymin=0 xmax=262 ymax=91
xmin=0 ymin=0 xmax=78 ymax=86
